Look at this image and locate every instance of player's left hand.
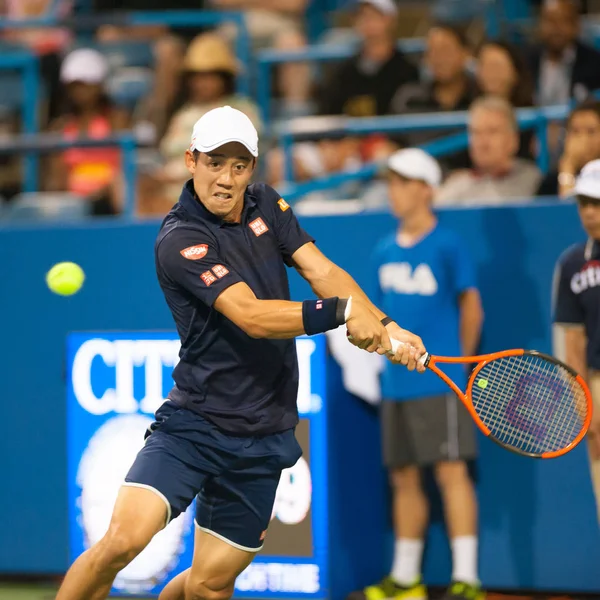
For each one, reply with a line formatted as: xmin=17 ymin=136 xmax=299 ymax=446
xmin=384 ymin=321 xmax=427 ymax=373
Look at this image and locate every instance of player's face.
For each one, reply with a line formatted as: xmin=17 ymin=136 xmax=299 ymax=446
xmin=387 ymin=172 xmax=430 ymax=218
xmin=426 ymin=28 xmax=468 ymax=84
xmin=578 ymin=196 xmax=600 ymax=240
xmin=468 ymin=108 xmax=518 ymax=172
xmin=186 ymin=142 xmax=255 ymax=222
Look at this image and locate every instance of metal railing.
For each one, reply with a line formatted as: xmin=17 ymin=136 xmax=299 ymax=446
xmin=276 ymin=103 xmax=572 ymax=202
xmin=0 ymin=133 xmax=137 ymax=217
xmin=0 ymin=52 xmax=41 ymax=193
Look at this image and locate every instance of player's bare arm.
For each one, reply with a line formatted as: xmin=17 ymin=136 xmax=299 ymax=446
xmin=459 ymin=289 xmax=484 ymax=356
xmin=289 ymin=242 xmax=426 ymax=371
xmin=213 ymin=280 xmax=386 ymax=353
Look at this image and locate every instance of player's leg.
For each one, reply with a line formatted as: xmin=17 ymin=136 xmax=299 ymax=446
xmin=431 ymin=395 xmax=483 ymax=600
xmin=159 ymin=424 xmax=302 ymax=600
xmin=57 ymin=401 xmax=208 ymax=600
xmin=56 ymin=484 xmax=168 ymax=600
xmin=158 ymin=527 xmax=255 ymax=600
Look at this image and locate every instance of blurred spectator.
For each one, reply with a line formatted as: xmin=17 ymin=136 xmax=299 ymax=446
xmin=529 ymin=0 xmax=600 ymax=105
xmin=92 ymin=0 xmax=207 ymax=140
xmin=44 ymin=49 xmax=130 ymax=214
xmin=318 ymin=0 xmax=419 ymax=117
xmin=475 ymin=40 xmax=535 ymax=159
xmin=351 ymin=148 xmax=484 ymax=600
xmin=391 ymin=23 xmax=476 ymax=172
xmin=210 ymin=0 xmax=312 ymax=121
xmin=538 ymin=99 xmax=600 ymax=197
xmin=138 ymin=34 xmax=260 ymax=216
xmin=2 ymin=0 xmax=74 ymax=124
xmin=391 ymin=24 xmax=476 ymax=114
xmin=271 ymin=28 xmax=314 ymax=120
xmin=476 ymin=41 xmax=534 ymax=108
xmin=210 ymin=0 xmax=307 ymax=50
xmin=436 ymin=96 xmax=542 ymax=206
xmin=552 ymin=159 xmax=600 ymax=523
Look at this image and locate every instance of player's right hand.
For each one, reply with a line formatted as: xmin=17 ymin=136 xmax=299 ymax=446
xmin=384 ymin=323 xmax=426 ymax=373
xmin=346 ymin=300 xmax=391 ymax=354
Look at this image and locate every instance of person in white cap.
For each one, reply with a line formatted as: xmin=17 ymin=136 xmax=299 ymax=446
xmin=56 ymin=106 xmax=428 ymax=600
xmin=350 ymin=148 xmax=484 ymax=600
xmin=552 ymin=158 xmax=600 ymax=523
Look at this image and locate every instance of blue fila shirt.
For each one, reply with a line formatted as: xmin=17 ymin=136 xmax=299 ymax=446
xmin=155 ymin=180 xmax=314 ymax=435
xmin=553 ymin=239 xmax=600 ymax=370
xmin=371 ymin=223 xmax=477 ymax=401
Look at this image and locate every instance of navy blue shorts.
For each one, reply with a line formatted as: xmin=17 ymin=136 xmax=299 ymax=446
xmin=124 ymin=401 xmax=302 ymax=551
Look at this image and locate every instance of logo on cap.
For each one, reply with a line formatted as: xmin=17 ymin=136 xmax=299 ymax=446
xmin=180 ymin=244 xmax=208 ymax=260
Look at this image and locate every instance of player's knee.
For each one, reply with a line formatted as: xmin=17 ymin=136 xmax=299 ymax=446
xmin=184 ymin=577 xmax=233 ymax=600
xmin=434 ymin=460 xmax=470 ymax=489
xmin=389 ymin=466 xmax=421 ymax=491
xmin=96 ymin=525 xmax=150 ymax=572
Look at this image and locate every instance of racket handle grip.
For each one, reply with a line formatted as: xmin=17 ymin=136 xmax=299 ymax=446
xmin=390 ymin=338 xmax=429 ymax=366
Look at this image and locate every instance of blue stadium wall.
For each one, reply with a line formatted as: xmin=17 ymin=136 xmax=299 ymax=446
xmin=0 ymin=202 xmax=599 ymax=595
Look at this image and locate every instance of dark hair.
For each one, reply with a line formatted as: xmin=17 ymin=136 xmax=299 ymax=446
xmin=567 ymin=99 xmax=600 ymax=128
xmin=476 ymin=40 xmax=534 ymax=107
xmin=166 ymin=71 xmax=236 ymax=127
xmin=429 ymin=22 xmax=470 ymax=49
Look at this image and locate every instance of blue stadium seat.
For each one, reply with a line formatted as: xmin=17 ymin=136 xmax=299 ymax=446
xmin=2 ymin=193 xmax=91 ymax=221
xmin=69 ymin=40 xmax=155 ymax=70
xmin=0 ymin=72 xmax=24 ymax=114
xmin=106 ymin=67 xmax=154 ymax=109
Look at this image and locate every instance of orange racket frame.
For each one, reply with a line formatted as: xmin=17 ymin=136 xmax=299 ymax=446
xmin=420 ymin=348 xmax=593 ymax=459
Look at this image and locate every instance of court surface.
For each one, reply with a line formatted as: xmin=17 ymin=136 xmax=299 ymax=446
xmin=0 ymin=584 xmax=154 ymax=600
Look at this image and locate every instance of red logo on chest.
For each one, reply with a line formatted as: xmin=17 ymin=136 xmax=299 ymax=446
xmin=249 ymin=218 xmax=269 ymax=237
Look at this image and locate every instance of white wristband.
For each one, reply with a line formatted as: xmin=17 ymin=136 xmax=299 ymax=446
xmin=344 ymin=296 xmax=353 ymax=322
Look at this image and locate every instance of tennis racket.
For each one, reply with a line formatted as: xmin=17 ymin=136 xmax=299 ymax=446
xmin=388 ymin=340 xmax=593 ymax=459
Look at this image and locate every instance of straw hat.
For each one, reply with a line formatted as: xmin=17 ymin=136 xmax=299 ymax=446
xmin=184 ymin=33 xmax=238 ymax=74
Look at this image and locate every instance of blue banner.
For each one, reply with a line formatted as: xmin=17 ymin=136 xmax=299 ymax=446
xmin=66 ymin=332 xmax=329 ymax=598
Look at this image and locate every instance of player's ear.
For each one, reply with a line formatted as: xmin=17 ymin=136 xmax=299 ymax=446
xmin=185 ymin=149 xmax=196 ymax=174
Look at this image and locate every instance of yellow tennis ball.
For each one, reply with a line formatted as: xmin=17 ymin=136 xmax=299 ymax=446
xmin=46 ymin=262 xmax=85 ymax=296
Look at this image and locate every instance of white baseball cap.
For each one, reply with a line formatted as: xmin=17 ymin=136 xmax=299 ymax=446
xmin=574 ymin=159 xmax=600 ymax=199
xmin=359 ymin=0 xmax=398 ymax=16
xmin=190 ymin=106 xmax=259 ymax=158
xmin=387 ymin=148 xmax=442 ymax=187
xmin=60 ymin=48 xmax=109 ymax=85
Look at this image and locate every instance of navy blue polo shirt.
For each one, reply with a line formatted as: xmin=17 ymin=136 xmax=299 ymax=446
xmin=553 ymin=239 xmax=600 ymax=370
xmin=155 ymin=180 xmax=314 ymax=435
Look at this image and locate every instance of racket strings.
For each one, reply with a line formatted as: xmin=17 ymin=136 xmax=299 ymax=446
xmin=470 ymin=354 xmax=588 ymax=454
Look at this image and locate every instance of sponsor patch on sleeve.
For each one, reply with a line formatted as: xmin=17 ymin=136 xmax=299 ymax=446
xmin=180 ymin=244 xmax=208 ymax=260
xmin=212 ymin=264 xmax=230 ymax=278
xmin=278 ymin=198 xmax=290 ymax=212
xmin=200 ymin=270 xmax=217 ymax=286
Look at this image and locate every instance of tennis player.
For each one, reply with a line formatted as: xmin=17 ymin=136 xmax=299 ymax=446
xmin=553 ymin=158 xmax=600 ymax=522
xmin=354 ymin=149 xmax=484 ymax=600
xmin=56 ymin=106 xmax=426 ymax=600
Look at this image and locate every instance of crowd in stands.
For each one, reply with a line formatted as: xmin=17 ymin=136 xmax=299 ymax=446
xmin=1 ymin=0 xmax=600 ymax=217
